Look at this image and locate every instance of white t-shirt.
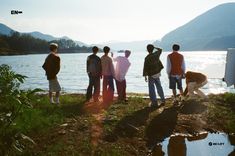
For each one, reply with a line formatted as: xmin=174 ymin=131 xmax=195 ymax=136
xmin=113 ymin=56 xmax=131 ymax=81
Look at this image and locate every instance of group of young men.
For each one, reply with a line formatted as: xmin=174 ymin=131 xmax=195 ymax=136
xmin=143 ymin=44 xmax=208 ymax=108
xmin=42 ymin=42 xmax=208 ymax=107
xmin=86 ymin=46 xmax=131 ymax=103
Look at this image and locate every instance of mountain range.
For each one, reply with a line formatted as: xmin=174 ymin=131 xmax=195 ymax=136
xmin=1 ymin=2 xmax=235 ymax=52
xmin=158 ymin=2 xmax=235 ymax=51
xmin=0 ymin=23 xmax=86 ymax=47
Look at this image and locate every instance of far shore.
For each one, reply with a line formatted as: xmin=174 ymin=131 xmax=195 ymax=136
xmin=0 ymin=49 xmax=228 ymax=56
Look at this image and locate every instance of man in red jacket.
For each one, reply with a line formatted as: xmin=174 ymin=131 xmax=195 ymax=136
xmin=42 ymin=43 xmax=61 ymax=104
xmin=166 ymin=44 xmax=186 ymax=102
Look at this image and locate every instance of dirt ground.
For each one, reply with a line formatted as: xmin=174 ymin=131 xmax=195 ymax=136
xmin=26 ymin=95 xmax=235 ymax=155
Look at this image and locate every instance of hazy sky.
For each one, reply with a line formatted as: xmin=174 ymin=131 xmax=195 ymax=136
xmin=0 ymin=0 xmax=234 ymax=44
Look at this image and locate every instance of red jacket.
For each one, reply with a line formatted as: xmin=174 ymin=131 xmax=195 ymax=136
xmin=42 ymin=53 xmax=60 ymax=80
xmin=168 ymin=52 xmax=184 ymax=75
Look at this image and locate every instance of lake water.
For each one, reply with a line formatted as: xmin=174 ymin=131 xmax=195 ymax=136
xmin=152 ymin=133 xmax=235 ymax=156
xmin=0 ymin=51 xmax=234 ymax=96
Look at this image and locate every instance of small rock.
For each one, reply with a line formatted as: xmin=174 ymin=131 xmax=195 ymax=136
xmin=60 ymin=123 xmax=68 ymax=127
xmin=69 ymin=130 xmax=75 ymax=133
xmin=58 ymin=130 xmax=66 ymax=135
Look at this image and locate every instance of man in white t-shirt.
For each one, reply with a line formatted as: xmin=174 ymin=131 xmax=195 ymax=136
xmin=112 ymin=50 xmax=131 ymax=102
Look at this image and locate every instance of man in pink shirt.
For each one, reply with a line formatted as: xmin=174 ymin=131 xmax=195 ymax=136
xmin=101 ymin=46 xmax=115 ymax=103
xmin=112 ymin=50 xmax=131 ymax=102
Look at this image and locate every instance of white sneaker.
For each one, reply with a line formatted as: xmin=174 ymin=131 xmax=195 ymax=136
xmin=55 ymin=98 xmax=60 ymax=104
xmin=50 ymin=98 xmax=55 ymax=104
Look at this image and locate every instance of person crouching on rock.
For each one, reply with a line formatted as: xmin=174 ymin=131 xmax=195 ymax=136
xmin=183 ymin=71 xmax=208 ymax=98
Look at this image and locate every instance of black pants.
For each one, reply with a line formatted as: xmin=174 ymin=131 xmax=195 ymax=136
xmin=86 ymin=75 xmax=100 ymax=101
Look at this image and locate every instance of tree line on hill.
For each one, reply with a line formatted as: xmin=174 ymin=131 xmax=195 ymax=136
xmin=0 ymin=31 xmax=92 ymax=55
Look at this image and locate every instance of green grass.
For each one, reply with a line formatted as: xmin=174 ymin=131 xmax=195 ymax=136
xmin=12 ymin=94 xmax=86 ymax=134
xmin=8 ymin=93 xmax=235 ymax=155
xmin=207 ymin=93 xmax=235 ymax=133
xmin=223 ymin=93 xmax=235 ymax=104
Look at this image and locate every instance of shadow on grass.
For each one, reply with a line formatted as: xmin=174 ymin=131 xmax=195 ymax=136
xmin=180 ymin=99 xmax=207 ymax=114
xmin=37 ymin=96 xmax=87 ymax=118
xmin=104 ymin=107 xmax=152 ymax=142
xmin=145 ymin=106 xmax=178 ymax=149
xmin=59 ymin=101 xmax=86 ymax=117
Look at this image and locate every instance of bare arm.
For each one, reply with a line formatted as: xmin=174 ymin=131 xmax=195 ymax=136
xmin=181 ymin=56 xmax=186 ymax=75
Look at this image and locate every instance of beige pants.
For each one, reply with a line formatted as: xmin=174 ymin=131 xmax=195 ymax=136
xmin=188 ymin=80 xmax=207 ymax=98
xmin=49 ymin=78 xmax=61 ymax=92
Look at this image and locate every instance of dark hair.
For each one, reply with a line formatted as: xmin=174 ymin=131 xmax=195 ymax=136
xmin=49 ymin=43 xmax=58 ymax=52
xmin=103 ymin=46 xmax=110 ymax=53
xmin=172 ymin=44 xmax=180 ymax=51
xmin=92 ymin=46 xmax=99 ymax=53
xmin=147 ymin=44 xmax=154 ymax=53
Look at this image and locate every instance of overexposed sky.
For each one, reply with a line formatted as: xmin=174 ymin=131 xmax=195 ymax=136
xmin=0 ymin=0 xmax=234 ymax=44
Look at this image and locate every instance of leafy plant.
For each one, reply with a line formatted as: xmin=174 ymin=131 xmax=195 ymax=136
xmin=0 ymin=64 xmax=41 ymax=155
xmin=223 ymin=93 xmax=235 ymax=104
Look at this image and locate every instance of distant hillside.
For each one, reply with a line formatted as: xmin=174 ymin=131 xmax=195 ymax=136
xmin=0 ymin=23 xmax=14 ymax=35
xmin=27 ymin=31 xmax=58 ymax=41
xmin=0 ymin=23 xmax=92 ymax=55
xmin=159 ymin=3 xmax=235 ymax=51
xmin=0 ymin=23 xmax=87 ymax=47
xmin=27 ymin=31 xmax=87 ymax=47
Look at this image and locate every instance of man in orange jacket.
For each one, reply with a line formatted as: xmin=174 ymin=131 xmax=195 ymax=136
xmin=166 ymin=44 xmax=186 ymax=102
xmin=183 ymin=71 xmax=208 ymax=98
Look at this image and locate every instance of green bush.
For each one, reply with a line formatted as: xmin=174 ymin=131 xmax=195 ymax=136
xmin=0 ymin=64 xmax=41 ymax=155
xmin=223 ymin=93 xmax=235 ymax=104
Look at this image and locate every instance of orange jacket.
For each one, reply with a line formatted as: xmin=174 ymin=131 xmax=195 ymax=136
xmin=168 ymin=52 xmax=184 ymax=75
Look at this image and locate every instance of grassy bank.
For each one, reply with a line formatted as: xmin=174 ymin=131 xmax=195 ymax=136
xmin=4 ymin=93 xmax=235 ymax=155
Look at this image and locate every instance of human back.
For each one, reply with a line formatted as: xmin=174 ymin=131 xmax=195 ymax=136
xmin=145 ymin=52 xmax=164 ymax=76
xmin=87 ymin=54 xmax=101 ymax=77
xmin=101 ymin=54 xmax=114 ymax=76
xmin=114 ymin=55 xmax=131 ymax=81
xmin=168 ymin=52 xmax=183 ymax=75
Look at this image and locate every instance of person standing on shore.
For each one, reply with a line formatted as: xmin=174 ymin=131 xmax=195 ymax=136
xmin=101 ymin=46 xmax=115 ymax=103
xmin=86 ymin=46 xmax=102 ymax=102
xmin=143 ymin=44 xmax=165 ymax=108
xmin=112 ymin=50 xmax=131 ymax=102
xmin=42 ymin=43 xmax=61 ymax=104
xmin=183 ymin=71 xmax=208 ymax=98
xmin=166 ymin=44 xmax=186 ymax=103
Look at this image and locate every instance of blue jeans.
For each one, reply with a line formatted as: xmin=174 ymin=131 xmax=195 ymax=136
xmin=148 ymin=76 xmax=165 ymax=105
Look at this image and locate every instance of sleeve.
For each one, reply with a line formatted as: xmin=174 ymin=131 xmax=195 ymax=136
xmin=42 ymin=56 xmax=49 ymax=71
xmin=54 ymin=57 xmax=60 ymax=75
xmin=110 ymin=59 xmax=115 ymax=77
xmin=143 ymin=59 xmax=147 ymax=76
xmin=98 ymin=58 xmax=102 ymax=76
xmin=155 ymin=48 xmax=162 ymax=59
xmin=166 ymin=56 xmax=171 ymax=76
xmin=181 ymin=56 xmax=186 ymax=74
xmin=86 ymin=56 xmax=89 ymax=73
xmin=42 ymin=60 xmax=47 ymax=71
xmin=113 ymin=56 xmax=118 ymax=62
